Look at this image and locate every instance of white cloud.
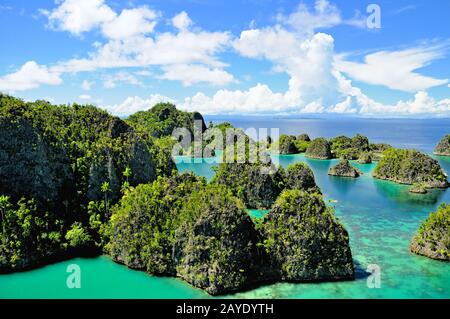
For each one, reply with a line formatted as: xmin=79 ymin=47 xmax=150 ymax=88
xmin=0 ymin=61 xmax=62 ymax=92
xmin=42 ymin=0 xmax=116 ymax=35
xmin=37 ymin=2 xmax=233 ymax=87
xmin=159 ymin=64 xmax=235 ymax=86
xmin=277 ymin=0 xmax=366 ymax=35
xmin=234 ymin=27 xmax=341 ymax=112
xmin=172 ymin=11 xmax=192 ymax=31
xmin=102 ymin=94 xmax=174 ymax=116
xmin=103 ymin=72 xmax=143 ymax=88
xmin=81 ymin=80 xmax=93 ymax=90
xmin=79 ymin=94 xmax=91 ymax=100
xmin=181 ymin=84 xmax=293 ymax=114
xmin=101 ymin=7 xmax=158 ymax=39
xmin=335 ymin=47 xmax=449 ymax=92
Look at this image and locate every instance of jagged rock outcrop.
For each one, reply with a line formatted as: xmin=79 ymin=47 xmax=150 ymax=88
xmin=174 ymin=185 xmax=260 ymax=295
xmin=284 ymin=162 xmax=320 ymax=193
xmin=328 ymin=160 xmax=362 ymax=178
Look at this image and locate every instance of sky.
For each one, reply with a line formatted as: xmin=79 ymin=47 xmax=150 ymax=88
xmin=0 ymin=0 xmax=449 ymax=117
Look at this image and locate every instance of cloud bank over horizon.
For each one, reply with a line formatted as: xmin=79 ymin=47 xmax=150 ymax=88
xmin=0 ymin=0 xmax=449 ymax=117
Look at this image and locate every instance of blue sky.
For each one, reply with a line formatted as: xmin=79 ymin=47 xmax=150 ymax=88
xmin=0 ymin=0 xmax=449 ymax=116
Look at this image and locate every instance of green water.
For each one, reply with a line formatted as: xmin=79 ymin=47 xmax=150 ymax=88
xmin=1 ymin=154 xmax=450 ymax=298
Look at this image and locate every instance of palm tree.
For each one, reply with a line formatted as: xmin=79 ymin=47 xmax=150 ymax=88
xmin=0 ymin=195 xmax=10 ymax=234
xmin=123 ymin=167 xmax=132 ymax=184
xmin=100 ymin=182 xmax=111 ymax=214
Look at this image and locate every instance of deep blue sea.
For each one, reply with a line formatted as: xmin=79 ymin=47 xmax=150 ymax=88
xmin=205 ymin=116 xmax=450 ymax=154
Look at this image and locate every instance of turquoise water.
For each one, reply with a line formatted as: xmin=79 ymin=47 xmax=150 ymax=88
xmin=1 ymin=153 xmax=449 ymax=299
xmin=1 ymin=117 xmax=450 ymax=299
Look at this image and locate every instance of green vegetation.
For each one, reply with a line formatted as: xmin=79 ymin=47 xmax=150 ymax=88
xmin=0 ymin=95 xmax=175 ymax=271
xmin=434 ymin=135 xmax=450 ymax=156
xmin=127 ymin=102 xmax=206 ymax=138
xmin=370 ymin=143 xmax=392 ymax=161
xmin=107 ymin=173 xmax=206 ymax=273
xmin=330 ymin=134 xmax=370 ymax=160
xmin=212 ymin=160 xmax=322 ymax=209
xmin=174 ymin=184 xmax=259 ymax=295
xmin=0 ymin=94 xmax=357 ymax=294
xmin=410 ymin=204 xmax=450 ymax=261
xmin=373 ymin=148 xmax=449 ymax=189
xmin=259 ymin=190 xmax=354 ymax=281
xmin=284 ymin=162 xmax=320 ymax=193
xmin=306 ymin=138 xmax=332 ymax=159
xmin=212 ymin=162 xmax=285 ymax=209
xmin=273 ymin=134 xmax=311 ymax=154
xmin=357 ymin=151 xmax=372 ymax=164
xmin=106 ymin=174 xmax=259 ymax=295
xmin=276 ymin=135 xmax=298 ymax=154
xmin=107 ymin=173 xmax=354 ymax=294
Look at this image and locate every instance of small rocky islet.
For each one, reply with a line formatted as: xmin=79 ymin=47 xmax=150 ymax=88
xmin=328 ymin=159 xmax=362 ymax=178
xmin=434 ymin=134 xmax=450 ymax=156
xmin=0 ymin=94 xmax=449 ymax=294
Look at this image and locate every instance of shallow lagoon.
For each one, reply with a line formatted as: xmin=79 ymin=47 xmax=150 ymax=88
xmin=1 ymin=153 xmax=449 ymax=298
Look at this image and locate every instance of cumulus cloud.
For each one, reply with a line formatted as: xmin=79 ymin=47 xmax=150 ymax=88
xmin=172 ymin=11 xmax=192 ymax=31
xmin=41 ymin=0 xmax=116 ymax=35
xmin=101 ymin=7 xmax=158 ymax=39
xmin=102 ymin=94 xmax=174 ymax=116
xmin=0 ymin=61 xmax=62 ymax=92
xmin=3 ymin=0 xmax=448 ymax=117
xmin=277 ymin=0 xmax=367 ymax=35
xmin=335 ymin=46 xmax=449 ymax=92
xmin=34 ymin=1 xmax=233 ymax=86
xmin=159 ymin=64 xmax=235 ymax=86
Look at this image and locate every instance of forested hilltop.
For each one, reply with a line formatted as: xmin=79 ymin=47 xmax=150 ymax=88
xmin=0 ymin=94 xmax=177 ymax=271
xmin=0 ymin=95 xmax=355 ymax=295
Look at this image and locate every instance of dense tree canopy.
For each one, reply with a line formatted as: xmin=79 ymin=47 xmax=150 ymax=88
xmin=434 ymin=135 xmax=450 ymax=156
xmin=411 ymin=203 xmax=450 ymax=261
xmin=0 ymin=95 xmax=175 ymax=271
xmin=373 ymin=148 xmax=449 ymax=189
xmin=259 ymin=190 xmax=354 ymax=281
xmin=306 ymin=138 xmax=332 ymax=159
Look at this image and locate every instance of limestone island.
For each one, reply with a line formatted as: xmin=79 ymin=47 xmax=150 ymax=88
xmin=434 ymin=135 xmax=450 ymax=156
xmin=305 ymin=138 xmax=332 ymax=159
xmin=373 ymin=148 xmax=449 ymax=192
xmin=410 ymin=204 xmax=450 ymax=261
xmin=273 ymin=132 xmax=389 ymax=164
xmin=328 ymin=159 xmax=362 ymax=178
xmin=0 ymin=94 xmax=355 ymax=295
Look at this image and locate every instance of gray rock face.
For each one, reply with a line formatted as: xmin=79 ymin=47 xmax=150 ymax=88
xmin=328 ymin=160 xmax=361 ymax=178
xmin=434 ymin=135 xmax=450 ymax=156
